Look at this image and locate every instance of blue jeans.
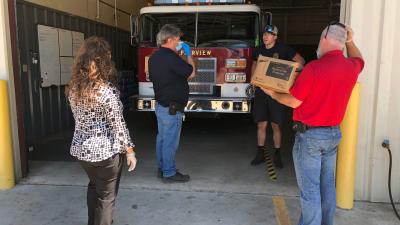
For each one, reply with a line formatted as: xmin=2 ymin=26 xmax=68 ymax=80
xmin=155 ymin=102 xmax=183 ymax=177
xmin=293 ymin=127 xmax=341 ymax=225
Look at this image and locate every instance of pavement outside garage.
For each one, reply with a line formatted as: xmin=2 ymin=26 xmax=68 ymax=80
xmin=0 ymin=184 xmax=399 ymax=225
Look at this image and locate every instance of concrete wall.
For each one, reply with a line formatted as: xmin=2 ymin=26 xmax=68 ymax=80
xmin=24 ymin=0 xmax=148 ymax=31
xmin=343 ymin=0 xmax=400 ymax=202
xmin=0 ymin=0 xmax=22 ymax=180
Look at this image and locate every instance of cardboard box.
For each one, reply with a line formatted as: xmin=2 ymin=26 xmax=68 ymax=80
xmin=251 ymin=55 xmax=301 ymax=93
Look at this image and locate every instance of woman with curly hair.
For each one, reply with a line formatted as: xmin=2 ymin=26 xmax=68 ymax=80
xmin=66 ymin=36 xmax=136 ymax=225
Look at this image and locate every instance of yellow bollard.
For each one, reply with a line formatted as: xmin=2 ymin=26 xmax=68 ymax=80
xmin=0 ymin=80 xmax=15 ymax=189
xmin=336 ymin=82 xmax=361 ymax=209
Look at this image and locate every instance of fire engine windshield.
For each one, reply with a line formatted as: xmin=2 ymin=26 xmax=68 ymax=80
xmin=197 ymin=12 xmax=259 ymax=48
xmin=140 ymin=13 xmax=196 ymax=47
xmin=139 ymin=12 xmax=259 ymax=48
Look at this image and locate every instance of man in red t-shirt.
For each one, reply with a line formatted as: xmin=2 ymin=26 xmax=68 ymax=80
xmin=262 ymin=23 xmax=364 ymax=225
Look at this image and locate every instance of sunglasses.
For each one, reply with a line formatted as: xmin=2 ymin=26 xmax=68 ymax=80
xmin=325 ymin=21 xmax=346 ymax=39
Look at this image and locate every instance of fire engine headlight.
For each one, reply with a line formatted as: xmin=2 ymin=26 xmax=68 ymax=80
xmin=225 ymin=58 xmax=247 ymax=69
xmin=225 ymin=72 xmax=246 ymax=83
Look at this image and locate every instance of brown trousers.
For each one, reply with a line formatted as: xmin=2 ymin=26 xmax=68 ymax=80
xmin=79 ymin=154 xmax=123 ymax=225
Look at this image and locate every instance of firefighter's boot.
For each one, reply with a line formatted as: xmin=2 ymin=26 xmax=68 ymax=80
xmin=273 ymin=148 xmax=283 ymax=169
xmin=251 ymin=146 xmax=266 ymax=166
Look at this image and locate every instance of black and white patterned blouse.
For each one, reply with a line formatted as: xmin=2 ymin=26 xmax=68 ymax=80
xmin=69 ymin=83 xmax=134 ymax=162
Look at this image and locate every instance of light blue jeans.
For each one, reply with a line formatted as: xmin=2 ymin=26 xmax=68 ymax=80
xmin=155 ymin=102 xmax=183 ymax=177
xmin=293 ymin=127 xmax=341 ymax=225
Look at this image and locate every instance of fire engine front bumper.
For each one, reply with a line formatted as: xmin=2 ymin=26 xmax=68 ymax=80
xmin=134 ymin=96 xmax=251 ymax=113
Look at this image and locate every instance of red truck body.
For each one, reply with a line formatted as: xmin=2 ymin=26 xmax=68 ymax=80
xmin=133 ymin=3 xmax=263 ymax=113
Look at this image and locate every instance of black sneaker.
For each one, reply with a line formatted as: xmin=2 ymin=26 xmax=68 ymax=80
xmin=162 ymin=172 xmax=190 ymax=183
xmin=251 ymin=147 xmax=266 ymax=166
xmin=273 ymin=151 xmax=284 ymax=169
xmin=158 ymin=168 xmax=180 ymax=178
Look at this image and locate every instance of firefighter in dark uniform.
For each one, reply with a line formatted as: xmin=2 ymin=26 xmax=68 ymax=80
xmin=250 ymin=25 xmax=305 ymax=168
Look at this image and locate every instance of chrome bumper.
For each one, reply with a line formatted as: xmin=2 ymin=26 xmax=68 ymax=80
xmin=136 ymin=97 xmax=251 ymax=113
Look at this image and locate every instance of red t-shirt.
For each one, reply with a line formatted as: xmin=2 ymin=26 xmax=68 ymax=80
xmin=290 ymin=50 xmax=364 ymax=126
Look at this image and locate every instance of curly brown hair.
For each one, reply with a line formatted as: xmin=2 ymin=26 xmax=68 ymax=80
xmin=65 ymin=36 xmax=116 ymax=104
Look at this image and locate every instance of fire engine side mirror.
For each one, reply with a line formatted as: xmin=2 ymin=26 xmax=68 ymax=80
xmin=262 ymin=12 xmax=272 ymax=30
xmin=130 ymin=14 xmax=139 ymax=46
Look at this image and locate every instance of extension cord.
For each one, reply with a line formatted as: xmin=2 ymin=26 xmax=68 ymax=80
xmin=382 ymin=139 xmax=400 ymax=221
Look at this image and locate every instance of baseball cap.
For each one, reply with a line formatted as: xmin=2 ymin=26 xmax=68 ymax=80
xmin=264 ymin=25 xmax=278 ymax=35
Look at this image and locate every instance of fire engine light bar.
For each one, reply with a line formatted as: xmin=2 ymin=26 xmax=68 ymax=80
xmin=154 ymin=0 xmax=246 ymax=5
xmin=225 ymin=72 xmax=246 ymax=83
xmin=225 ymin=58 xmax=247 ymax=68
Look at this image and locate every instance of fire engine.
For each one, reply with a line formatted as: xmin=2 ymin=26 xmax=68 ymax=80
xmin=131 ymin=0 xmax=270 ymax=113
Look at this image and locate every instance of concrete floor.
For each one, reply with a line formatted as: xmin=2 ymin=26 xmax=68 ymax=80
xmin=6 ymin=112 xmax=398 ymax=225
xmin=26 ymin=112 xmax=299 ymax=196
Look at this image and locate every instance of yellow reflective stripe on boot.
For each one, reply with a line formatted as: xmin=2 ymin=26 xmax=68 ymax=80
xmin=264 ymin=148 xmax=277 ymax=180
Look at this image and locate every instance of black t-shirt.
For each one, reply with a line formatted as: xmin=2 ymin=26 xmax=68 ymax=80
xmin=252 ymin=42 xmax=296 ymax=62
xmin=149 ymin=47 xmax=193 ymax=107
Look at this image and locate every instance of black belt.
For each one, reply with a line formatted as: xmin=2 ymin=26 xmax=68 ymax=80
xmin=293 ymin=121 xmax=338 ymax=133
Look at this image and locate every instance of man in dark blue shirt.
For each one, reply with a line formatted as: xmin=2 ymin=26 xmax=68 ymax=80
xmin=149 ymin=24 xmax=195 ymax=183
xmin=250 ymin=25 xmax=305 ymax=169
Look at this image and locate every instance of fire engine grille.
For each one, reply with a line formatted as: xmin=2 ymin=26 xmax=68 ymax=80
xmin=190 ymin=58 xmax=216 ymax=95
xmin=189 ymin=84 xmax=212 ymax=94
xmin=196 ymin=58 xmax=215 ymax=70
xmin=193 ymin=71 xmax=215 ymax=83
